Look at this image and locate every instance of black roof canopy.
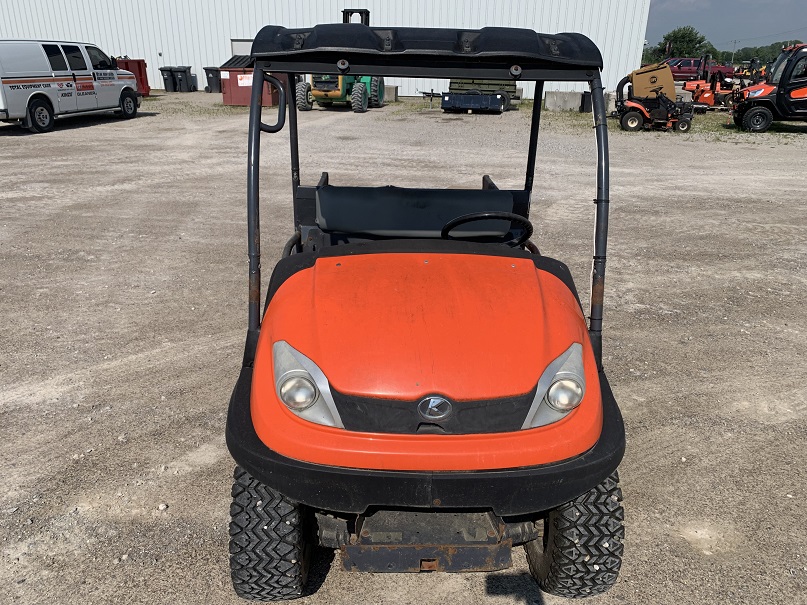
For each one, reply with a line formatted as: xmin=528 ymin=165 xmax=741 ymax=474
xmin=251 ymin=24 xmax=603 ymax=81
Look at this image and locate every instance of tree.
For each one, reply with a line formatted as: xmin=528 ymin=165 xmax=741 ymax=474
xmin=656 ymin=26 xmax=709 ymax=58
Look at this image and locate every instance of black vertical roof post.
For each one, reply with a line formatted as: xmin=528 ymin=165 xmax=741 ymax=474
xmin=246 ymin=66 xmax=264 ymax=333
xmin=286 ymin=73 xmax=301 ymax=199
xmin=524 ymin=81 xmax=544 ymax=193
xmin=588 ymin=72 xmax=610 ymax=370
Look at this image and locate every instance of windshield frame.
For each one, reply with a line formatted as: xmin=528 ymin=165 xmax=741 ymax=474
xmin=768 ymin=50 xmax=791 ymax=85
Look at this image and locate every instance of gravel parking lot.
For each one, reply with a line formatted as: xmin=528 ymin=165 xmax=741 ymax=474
xmin=1 ymin=92 xmax=806 ymax=605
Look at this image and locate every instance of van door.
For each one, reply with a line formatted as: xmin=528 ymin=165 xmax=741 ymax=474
xmin=61 ymin=44 xmax=97 ymax=111
xmin=781 ymin=53 xmax=807 ymax=117
xmin=84 ymin=45 xmax=120 ymax=109
xmin=41 ymin=44 xmax=76 ymax=113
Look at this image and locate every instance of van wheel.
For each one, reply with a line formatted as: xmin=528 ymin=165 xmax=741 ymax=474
xmin=28 ymin=98 xmax=55 ymax=133
xmin=229 ymin=467 xmax=312 ymax=600
xmin=120 ymin=90 xmax=138 ymax=119
xmin=525 ymin=471 xmax=624 ymax=598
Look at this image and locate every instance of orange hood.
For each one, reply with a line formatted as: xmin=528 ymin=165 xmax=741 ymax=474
xmin=259 ymin=252 xmax=592 ymax=401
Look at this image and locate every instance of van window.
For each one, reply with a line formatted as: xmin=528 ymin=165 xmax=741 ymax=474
xmin=86 ymin=46 xmax=113 ymax=70
xmin=61 ymin=45 xmax=87 ymax=70
xmin=42 ymin=44 xmax=68 ymax=71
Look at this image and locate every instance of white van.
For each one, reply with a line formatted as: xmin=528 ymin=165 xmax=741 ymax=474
xmin=0 ymin=40 xmax=140 ymax=133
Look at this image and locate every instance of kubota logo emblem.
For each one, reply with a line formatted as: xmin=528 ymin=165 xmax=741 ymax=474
xmin=418 ymin=396 xmax=452 ymax=421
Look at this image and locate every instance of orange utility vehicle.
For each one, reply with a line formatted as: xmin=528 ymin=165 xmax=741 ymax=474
xmin=225 ymin=22 xmax=626 ymax=601
xmin=732 ymin=44 xmax=807 ymax=132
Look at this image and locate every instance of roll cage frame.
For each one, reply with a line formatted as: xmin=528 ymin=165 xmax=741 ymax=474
xmin=244 ymin=24 xmax=611 ymax=367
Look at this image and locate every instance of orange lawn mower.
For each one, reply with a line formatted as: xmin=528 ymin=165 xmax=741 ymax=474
xmin=615 ymin=62 xmax=694 ymax=131
xmin=225 ymin=22 xmax=626 ymax=601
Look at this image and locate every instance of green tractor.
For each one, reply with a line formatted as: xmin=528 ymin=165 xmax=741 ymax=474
xmin=296 ymin=74 xmax=385 ymax=113
xmin=295 ymin=9 xmax=386 ymax=113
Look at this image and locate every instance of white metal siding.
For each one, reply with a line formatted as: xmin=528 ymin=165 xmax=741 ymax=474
xmin=0 ymin=0 xmax=649 ymax=97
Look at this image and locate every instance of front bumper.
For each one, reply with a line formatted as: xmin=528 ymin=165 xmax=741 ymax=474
xmin=226 ymin=366 xmax=625 ymax=517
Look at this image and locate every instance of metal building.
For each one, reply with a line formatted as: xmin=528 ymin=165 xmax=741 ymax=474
xmin=0 ymin=0 xmax=650 ymax=97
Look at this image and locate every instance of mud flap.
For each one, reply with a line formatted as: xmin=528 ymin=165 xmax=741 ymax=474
xmin=341 ymin=510 xmax=513 ymax=572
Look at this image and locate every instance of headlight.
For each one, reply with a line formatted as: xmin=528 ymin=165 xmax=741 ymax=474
xmin=278 ymin=375 xmax=318 ymax=410
xmin=546 ymin=378 xmax=584 ymax=412
xmin=747 ymin=89 xmax=764 ymax=98
xmin=521 ymin=343 xmax=588 ymax=429
xmin=272 ymin=341 xmax=344 ymax=428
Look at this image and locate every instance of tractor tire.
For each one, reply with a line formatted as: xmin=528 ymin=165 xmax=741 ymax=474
xmin=525 ymin=471 xmax=624 ymax=598
xmin=119 ymin=90 xmax=138 ymax=119
xmin=369 ymin=76 xmax=385 ymax=108
xmin=229 ymin=466 xmax=312 ymax=601
xmin=675 ymin=118 xmax=691 ymax=133
xmin=351 ymin=82 xmax=369 ymax=113
xmin=27 ymin=98 xmax=55 ymax=133
xmin=620 ymin=111 xmax=642 ymax=131
xmin=296 ymin=82 xmax=313 ymax=111
xmin=742 ymin=106 xmax=773 ymax=133
xmin=493 ymin=90 xmax=511 ymax=112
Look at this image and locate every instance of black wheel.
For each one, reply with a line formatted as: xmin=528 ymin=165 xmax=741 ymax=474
xmin=525 ymin=472 xmax=624 ymax=598
xmin=120 ymin=90 xmax=138 ymax=119
xmin=296 ymin=82 xmax=313 ymax=111
xmin=351 ymin=82 xmax=369 ymax=113
xmin=742 ymin=106 xmax=773 ymax=133
xmin=620 ymin=111 xmax=642 ymax=131
xmin=27 ymin=98 xmax=55 ymax=133
xmin=493 ymin=90 xmax=511 ymax=111
xmin=229 ymin=467 xmax=312 ymax=601
xmin=369 ymin=76 xmax=385 ymax=108
xmin=675 ymin=118 xmax=691 ymax=133
xmin=441 ymin=211 xmax=534 ymax=247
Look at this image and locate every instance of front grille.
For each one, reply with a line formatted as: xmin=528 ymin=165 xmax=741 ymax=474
xmin=312 ymin=75 xmax=339 ymax=91
xmin=330 ymin=387 xmax=537 ymax=435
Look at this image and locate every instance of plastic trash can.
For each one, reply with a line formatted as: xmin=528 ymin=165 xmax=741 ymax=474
xmin=159 ymin=66 xmax=176 ymax=92
xmin=172 ymin=66 xmax=193 ymax=92
xmin=204 ymin=67 xmax=221 ymax=93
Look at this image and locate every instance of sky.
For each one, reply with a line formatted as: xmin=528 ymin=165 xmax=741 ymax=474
xmin=645 ymin=0 xmax=807 ymax=52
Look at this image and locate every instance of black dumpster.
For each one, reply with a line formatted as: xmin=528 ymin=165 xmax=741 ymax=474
xmin=579 ymin=91 xmax=592 ymax=113
xmin=159 ymin=66 xmax=176 ymax=92
xmin=172 ymin=66 xmax=193 ymax=92
xmin=204 ymin=67 xmax=221 ymax=93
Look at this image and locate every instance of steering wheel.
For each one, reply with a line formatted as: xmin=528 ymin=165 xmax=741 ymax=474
xmin=440 ymin=211 xmax=534 ymax=247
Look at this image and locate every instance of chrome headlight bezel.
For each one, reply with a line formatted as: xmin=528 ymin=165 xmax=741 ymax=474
xmin=272 ymin=341 xmax=344 ymax=428
xmin=521 ymin=342 xmax=587 ymax=429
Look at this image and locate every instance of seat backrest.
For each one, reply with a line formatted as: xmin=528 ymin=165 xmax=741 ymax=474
xmin=315 ymin=185 xmax=516 ymax=237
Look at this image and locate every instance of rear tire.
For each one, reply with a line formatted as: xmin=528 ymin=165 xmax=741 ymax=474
xmin=525 ymin=471 xmax=624 ymax=598
xmin=620 ymin=111 xmax=642 ymax=131
xmin=296 ymin=82 xmax=313 ymax=111
xmin=229 ymin=467 xmax=312 ymax=601
xmin=742 ymin=106 xmax=773 ymax=133
xmin=27 ymin=98 xmax=55 ymax=133
xmin=120 ymin=90 xmax=138 ymax=119
xmin=369 ymin=76 xmax=385 ymax=108
xmin=351 ymin=82 xmax=368 ymax=113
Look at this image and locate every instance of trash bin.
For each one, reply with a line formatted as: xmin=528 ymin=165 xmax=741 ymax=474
xmin=579 ymin=91 xmax=592 ymax=113
xmin=172 ymin=66 xmax=193 ymax=92
xmin=204 ymin=67 xmax=221 ymax=93
xmin=159 ymin=66 xmax=176 ymax=92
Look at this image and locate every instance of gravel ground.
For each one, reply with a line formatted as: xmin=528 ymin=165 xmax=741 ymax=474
xmin=1 ymin=92 xmax=806 ymax=605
